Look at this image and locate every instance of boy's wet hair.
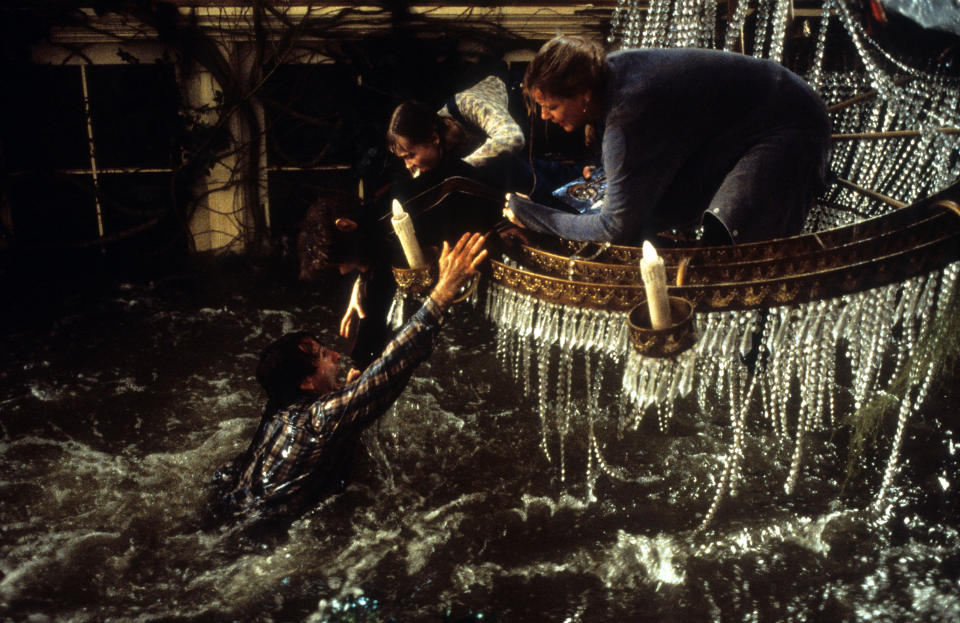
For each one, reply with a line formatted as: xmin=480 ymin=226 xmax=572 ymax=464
xmin=296 ymin=192 xmax=364 ymax=281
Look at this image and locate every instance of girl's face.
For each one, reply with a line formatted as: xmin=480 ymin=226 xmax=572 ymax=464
xmin=393 ymin=134 xmax=443 ymax=176
xmin=532 ymin=87 xmax=591 ymax=132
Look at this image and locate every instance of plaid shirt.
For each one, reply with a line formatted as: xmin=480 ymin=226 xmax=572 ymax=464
xmin=225 ymin=298 xmax=445 ymax=515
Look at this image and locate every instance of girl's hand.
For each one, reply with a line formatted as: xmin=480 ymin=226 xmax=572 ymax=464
xmin=339 ymin=276 xmax=366 ymax=339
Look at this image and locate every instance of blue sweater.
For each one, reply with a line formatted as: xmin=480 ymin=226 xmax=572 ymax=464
xmin=510 ymin=49 xmax=831 ymax=244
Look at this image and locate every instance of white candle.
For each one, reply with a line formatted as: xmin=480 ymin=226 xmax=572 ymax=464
xmin=391 ymin=199 xmax=426 ymax=269
xmin=640 ymin=240 xmax=671 ymax=330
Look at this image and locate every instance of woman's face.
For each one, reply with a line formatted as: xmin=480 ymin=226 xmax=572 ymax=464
xmin=532 ymin=88 xmax=590 ymax=132
xmin=393 ymin=134 xmax=443 ymax=176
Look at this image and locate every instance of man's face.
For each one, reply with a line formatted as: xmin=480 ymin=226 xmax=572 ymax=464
xmin=298 ymin=337 xmax=342 ymax=394
xmin=532 ymin=88 xmax=589 ymax=133
xmin=393 ymin=135 xmax=442 ymax=175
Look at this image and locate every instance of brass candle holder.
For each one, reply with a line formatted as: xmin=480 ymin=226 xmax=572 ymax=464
xmin=628 ymin=295 xmax=698 ymax=358
xmin=392 ymin=247 xmax=438 ymax=296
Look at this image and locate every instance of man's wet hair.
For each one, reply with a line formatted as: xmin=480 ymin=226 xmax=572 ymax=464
xmin=256 ymin=331 xmax=316 ymax=414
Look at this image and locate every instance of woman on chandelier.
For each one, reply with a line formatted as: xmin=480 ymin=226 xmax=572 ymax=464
xmin=503 ymin=36 xmax=832 ymax=245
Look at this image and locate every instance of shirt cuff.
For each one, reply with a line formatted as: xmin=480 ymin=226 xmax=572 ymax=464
xmin=421 ymin=296 xmax=446 ymax=326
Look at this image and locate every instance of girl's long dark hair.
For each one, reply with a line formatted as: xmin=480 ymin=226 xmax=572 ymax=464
xmin=386 ymin=100 xmax=446 ymax=154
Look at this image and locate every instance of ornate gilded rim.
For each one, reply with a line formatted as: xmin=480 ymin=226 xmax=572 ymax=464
xmin=513 ymin=211 xmax=958 ymax=286
xmin=548 ymin=186 xmax=960 ymax=267
xmin=489 ymin=234 xmax=960 ymax=312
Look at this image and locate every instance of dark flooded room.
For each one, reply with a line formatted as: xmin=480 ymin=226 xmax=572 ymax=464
xmin=2 ymin=1 xmax=960 ymax=621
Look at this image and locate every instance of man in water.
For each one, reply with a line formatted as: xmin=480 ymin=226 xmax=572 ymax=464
xmin=219 ymin=232 xmax=488 ymax=518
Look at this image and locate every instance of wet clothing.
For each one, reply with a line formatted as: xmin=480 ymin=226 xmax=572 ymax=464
xmin=508 ymin=48 xmax=832 ymax=244
xmin=222 ymin=298 xmax=445 ymax=516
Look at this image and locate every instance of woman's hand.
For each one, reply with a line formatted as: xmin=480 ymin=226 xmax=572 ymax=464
xmin=503 ymin=193 xmax=527 ymax=228
xmin=582 ymin=165 xmax=596 ymax=180
xmin=339 ymin=276 xmax=366 ymax=339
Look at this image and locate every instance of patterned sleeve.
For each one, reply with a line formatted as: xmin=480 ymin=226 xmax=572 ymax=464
xmin=308 ymin=297 xmax=445 ymax=433
xmin=454 ymin=75 xmax=525 ymax=167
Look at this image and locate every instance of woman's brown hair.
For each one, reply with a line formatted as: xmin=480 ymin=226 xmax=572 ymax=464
xmin=523 ymin=36 xmax=608 ymax=145
xmin=522 ymin=35 xmax=608 ymax=108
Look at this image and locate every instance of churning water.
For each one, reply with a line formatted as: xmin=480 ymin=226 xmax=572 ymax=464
xmin=1 ymin=260 xmax=959 ymax=622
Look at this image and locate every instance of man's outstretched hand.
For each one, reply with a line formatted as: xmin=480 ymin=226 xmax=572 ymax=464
xmin=430 ymin=232 xmax=488 ymax=311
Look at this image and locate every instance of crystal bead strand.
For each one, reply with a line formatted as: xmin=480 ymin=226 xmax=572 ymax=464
xmin=521 ymin=331 xmax=533 ymax=396
xmin=833 ymin=0 xmax=905 ymax=110
xmin=776 ymin=308 xmax=808 ymax=440
xmin=751 ymin=0 xmax=774 ymax=58
xmin=696 ymin=366 xmax=760 ymax=532
xmin=629 ymin=0 xmax=644 ymax=48
xmin=625 ymin=0 xmax=643 ymax=48
xmin=784 ymin=303 xmax=827 ymax=494
xmin=898 ymin=130 xmax=936 ymax=204
xmin=756 ymin=307 xmax=781 ymax=429
xmin=695 ymin=312 xmax=721 ymax=410
xmin=823 ymin=299 xmax=845 ymax=429
xmin=642 ymin=0 xmax=671 ymax=49
xmin=666 ymin=0 xmax=683 ymax=48
xmin=882 ymin=277 xmax=923 ymax=386
xmin=810 ymin=301 xmax=836 ymax=435
xmin=556 ymin=345 xmax=575 ymax=484
xmin=848 ymin=289 xmax=882 ymax=411
xmin=853 ymin=286 xmax=898 ymax=412
xmin=729 ymin=362 xmax=754 ymax=498
xmin=767 ymin=0 xmax=793 ymax=62
xmin=846 ymin=102 xmax=883 ymax=212
xmin=592 ymin=354 xmax=645 ymax=483
xmin=806 ymin=1 xmax=831 ymax=91
xmin=526 ymin=297 xmax=541 ymax=377
xmin=766 ymin=309 xmax=790 ymax=440
xmin=882 ymin=136 xmax=919 ymax=204
xmin=591 ymin=424 xmax=644 ymax=482
xmin=657 ymin=361 xmax=675 ymax=432
xmin=842 ymin=0 xmax=960 ymax=95
xmin=536 ymin=339 xmax=553 ymax=463
xmin=496 ymin=324 xmax=510 ymax=376
xmin=871 ymin=285 xmax=926 ymax=510
xmin=676 ymin=0 xmax=699 ymax=48
xmin=607 ymin=0 xmax=630 ymax=45
xmin=722 ymin=0 xmax=752 ymax=52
